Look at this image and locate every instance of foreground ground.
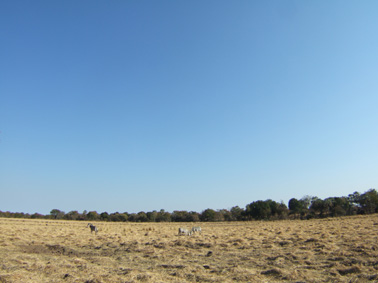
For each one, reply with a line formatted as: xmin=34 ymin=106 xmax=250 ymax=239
xmin=0 ymin=215 xmax=378 ymax=282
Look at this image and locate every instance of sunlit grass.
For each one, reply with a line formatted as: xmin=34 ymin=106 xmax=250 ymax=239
xmin=1 ymin=215 xmax=378 ymax=282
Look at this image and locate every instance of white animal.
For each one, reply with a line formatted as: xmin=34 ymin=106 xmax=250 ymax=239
xmin=191 ymin=226 xmax=202 ymax=234
xmin=87 ymin=223 xmax=98 ymax=234
xmin=178 ymin=227 xmax=192 ymax=236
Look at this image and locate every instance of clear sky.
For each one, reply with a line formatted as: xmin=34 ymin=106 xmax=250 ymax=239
xmin=1 ymin=1 xmax=377 ymax=215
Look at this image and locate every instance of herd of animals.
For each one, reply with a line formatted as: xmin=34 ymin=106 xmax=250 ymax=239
xmin=86 ymin=223 xmax=202 ymax=236
xmin=178 ymin=226 xmax=202 ymax=236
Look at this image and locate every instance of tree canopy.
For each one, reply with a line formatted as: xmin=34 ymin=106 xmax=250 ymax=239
xmin=1 ymin=189 xmax=377 ymax=223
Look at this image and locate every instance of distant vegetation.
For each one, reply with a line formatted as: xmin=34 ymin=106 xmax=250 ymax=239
xmin=1 ymin=189 xmax=378 ymax=222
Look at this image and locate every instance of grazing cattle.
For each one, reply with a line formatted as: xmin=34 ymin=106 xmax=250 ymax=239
xmin=178 ymin=227 xmax=192 ymax=236
xmin=87 ymin=223 xmax=98 ymax=234
xmin=191 ymin=226 xmax=202 ymax=235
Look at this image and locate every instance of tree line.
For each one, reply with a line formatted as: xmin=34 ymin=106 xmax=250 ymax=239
xmin=1 ymin=189 xmax=378 ymax=222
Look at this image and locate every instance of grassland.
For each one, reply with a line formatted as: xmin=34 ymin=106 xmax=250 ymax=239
xmin=1 ymin=215 xmax=378 ymax=282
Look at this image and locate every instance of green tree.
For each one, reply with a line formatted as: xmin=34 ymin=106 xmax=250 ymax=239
xmin=172 ymin=210 xmax=195 ymax=222
xmin=264 ymin=200 xmax=288 ymax=219
xmin=31 ymin=213 xmax=44 ymax=219
xmin=310 ymin=198 xmax=329 ymax=217
xmin=147 ymin=211 xmax=158 ymax=222
xmin=86 ymin=211 xmax=99 ymax=221
xmin=218 ymin=209 xmax=233 ymax=221
xmin=78 ymin=210 xmax=88 ymax=221
xmin=188 ymin=211 xmax=200 ymax=222
xmin=359 ymin=189 xmax=378 ymax=214
xmin=230 ymin=206 xmax=244 ymax=221
xmin=110 ymin=212 xmax=128 ymax=222
xmin=300 ymin=195 xmax=314 ymax=209
xmin=289 ymin=198 xmax=309 ymax=218
xmin=245 ymin=200 xmax=271 ymax=220
xmin=100 ymin=212 xmax=109 ymax=221
xmin=50 ymin=209 xmax=65 ymax=219
xmin=136 ymin=211 xmax=148 ymax=222
xmin=324 ymin=197 xmax=344 ymax=217
xmin=200 ymin=209 xmax=217 ymax=222
xmin=64 ymin=210 xmax=80 ymax=220
xmin=128 ymin=213 xmax=137 ymax=222
xmin=156 ymin=209 xmax=171 ymax=222
xmin=275 ymin=201 xmax=289 ymax=219
xmin=348 ymin=192 xmax=361 ymax=207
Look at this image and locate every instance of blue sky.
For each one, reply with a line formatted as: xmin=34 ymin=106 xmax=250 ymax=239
xmin=1 ymin=1 xmax=377 ymax=215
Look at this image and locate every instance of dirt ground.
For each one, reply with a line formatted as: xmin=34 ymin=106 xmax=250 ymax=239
xmin=1 ymin=214 xmax=378 ymax=282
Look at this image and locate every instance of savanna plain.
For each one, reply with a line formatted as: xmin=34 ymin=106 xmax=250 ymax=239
xmin=1 ymin=215 xmax=378 ymax=282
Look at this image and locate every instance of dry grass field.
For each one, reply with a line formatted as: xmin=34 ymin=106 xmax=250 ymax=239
xmin=1 ymin=215 xmax=378 ymax=282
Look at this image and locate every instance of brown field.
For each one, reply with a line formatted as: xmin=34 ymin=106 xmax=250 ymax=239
xmin=1 ymin=215 xmax=378 ymax=282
